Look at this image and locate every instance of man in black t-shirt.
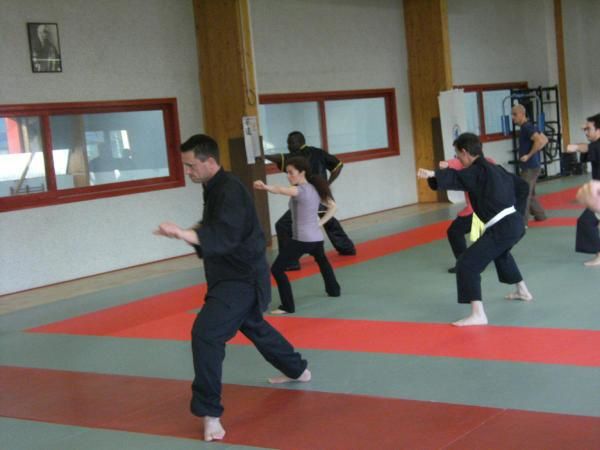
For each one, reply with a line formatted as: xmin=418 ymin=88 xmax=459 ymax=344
xmin=566 ymin=113 xmax=600 ymax=266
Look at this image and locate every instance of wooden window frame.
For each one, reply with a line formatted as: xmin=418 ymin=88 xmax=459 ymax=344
xmin=259 ymin=88 xmax=399 ymax=174
xmin=0 ymin=98 xmax=183 ymax=212
xmin=455 ymin=82 xmax=528 ymax=142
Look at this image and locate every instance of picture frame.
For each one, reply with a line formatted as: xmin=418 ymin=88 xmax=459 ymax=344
xmin=27 ymin=22 xmax=62 ymax=73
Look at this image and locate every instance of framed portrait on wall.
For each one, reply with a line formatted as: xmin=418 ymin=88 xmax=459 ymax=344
xmin=27 ymin=22 xmax=62 ymax=73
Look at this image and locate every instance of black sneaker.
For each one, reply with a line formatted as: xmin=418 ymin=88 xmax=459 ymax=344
xmin=447 ymin=266 xmax=457 ymax=274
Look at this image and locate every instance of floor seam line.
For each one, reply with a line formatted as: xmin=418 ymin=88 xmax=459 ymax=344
xmin=439 ymin=408 xmax=508 ymax=449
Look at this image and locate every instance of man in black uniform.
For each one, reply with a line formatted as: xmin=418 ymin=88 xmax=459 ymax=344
xmin=265 ymin=131 xmax=356 ymax=270
xmin=577 ymin=180 xmax=600 ymax=213
xmin=566 ymin=113 xmax=600 ymax=266
xmin=154 ymin=134 xmax=310 ymax=442
xmin=418 ymin=133 xmax=533 ymax=326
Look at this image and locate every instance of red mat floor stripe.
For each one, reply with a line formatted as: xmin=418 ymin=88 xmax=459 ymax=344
xmin=28 ymin=213 xmax=597 ymax=367
xmin=285 ymin=220 xmax=451 ymax=281
xmin=29 ymin=294 xmax=600 ymax=367
xmin=29 ymin=220 xmax=453 ymax=335
xmin=27 ymin=209 xmax=575 ymax=338
xmin=528 ymin=216 xmax=577 ymax=227
xmin=539 ymin=186 xmax=582 ymax=210
xmin=1 ymin=366 xmax=598 ymax=450
xmin=26 ymin=215 xmax=576 ymax=337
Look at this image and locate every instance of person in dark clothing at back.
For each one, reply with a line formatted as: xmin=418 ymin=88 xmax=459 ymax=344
xmin=264 ymin=131 xmax=356 ymax=270
xmin=418 ymin=133 xmax=533 ymax=327
xmin=512 ymin=104 xmax=549 ymax=222
xmin=154 ymin=134 xmax=310 ymax=442
xmin=566 ymin=113 xmax=600 ymax=266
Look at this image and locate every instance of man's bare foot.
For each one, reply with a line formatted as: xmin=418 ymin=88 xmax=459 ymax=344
xmin=452 ymin=314 xmax=488 ymax=327
xmin=505 ymin=280 xmax=533 ymax=301
xmin=270 ymin=308 xmax=290 ymax=315
xmin=505 ymin=292 xmax=533 ymax=301
xmin=203 ymin=416 xmax=225 ymax=442
xmin=452 ymin=300 xmax=487 ymax=326
xmin=584 ymin=254 xmax=600 ymax=267
xmin=268 ymin=368 xmax=311 ymax=384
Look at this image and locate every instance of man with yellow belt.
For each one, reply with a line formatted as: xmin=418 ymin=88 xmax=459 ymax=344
xmin=418 ymin=133 xmax=533 ymax=326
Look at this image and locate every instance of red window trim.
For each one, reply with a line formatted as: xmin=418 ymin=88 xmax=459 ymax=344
xmin=455 ymin=82 xmax=528 ymax=142
xmin=0 ymin=98 xmax=183 ymax=212
xmin=259 ymin=88 xmax=399 ymax=174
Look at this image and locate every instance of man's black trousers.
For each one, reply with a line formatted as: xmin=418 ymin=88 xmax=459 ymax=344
xmin=190 ymin=281 xmax=307 ymax=417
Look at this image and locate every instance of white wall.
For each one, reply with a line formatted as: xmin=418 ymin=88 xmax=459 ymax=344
xmin=250 ymin=0 xmax=417 ymax=230
xmin=562 ymin=0 xmax=600 ymax=140
xmin=448 ymin=0 xmax=557 ymax=87
xmin=2 ymin=0 xmax=594 ymax=295
xmin=447 ymin=0 xmax=559 ymax=170
xmin=0 ymin=0 xmax=204 ymax=295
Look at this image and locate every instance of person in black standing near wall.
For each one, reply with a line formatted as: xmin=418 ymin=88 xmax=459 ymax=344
xmin=566 ymin=113 xmax=600 ymax=266
xmin=154 ymin=134 xmax=310 ymax=442
xmin=264 ymin=131 xmax=356 ymax=270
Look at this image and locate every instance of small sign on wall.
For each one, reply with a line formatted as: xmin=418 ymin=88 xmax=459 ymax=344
xmin=438 ymin=89 xmax=467 ymax=204
xmin=243 ymin=116 xmax=261 ymax=164
xmin=27 ymin=22 xmax=62 ymax=73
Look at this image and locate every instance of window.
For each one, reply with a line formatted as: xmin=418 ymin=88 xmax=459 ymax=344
xmin=259 ymin=89 xmax=399 ymax=172
xmin=260 ymin=101 xmax=322 ymax=155
xmin=0 ymin=98 xmax=183 ymax=212
xmin=456 ymin=82 xmax=527 ymax=142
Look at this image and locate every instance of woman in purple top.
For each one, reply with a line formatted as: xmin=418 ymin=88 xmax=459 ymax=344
xmin=254 ymin=157 xmax=341 ymax=314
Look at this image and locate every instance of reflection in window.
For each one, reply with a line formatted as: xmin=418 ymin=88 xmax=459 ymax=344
xmin=50 ymin=111 xmax=169 ymax=189
xmin=0 ymin=118 xmax=8 ymax=154
xmin=0 ymin=116 xmax=46 ymax=198
xmin=483 ymin=89 xmax=511 ymax=135
xmin=0 ymin=98 xmax=182 ymax=212
xmin=84 ymin=130 xmax=105 ymax=160
xmin=456 ymin=83 xmax=526 ymax=141
xmin=325 ymin=98 xmax=388 ymax=155
xmin=258 ymin=102 xmax=321 ymax=155
xmin=259 ymin=89 xmax=399 ymax=169
xmin=463 ymin=92 xmax=481 ymax=135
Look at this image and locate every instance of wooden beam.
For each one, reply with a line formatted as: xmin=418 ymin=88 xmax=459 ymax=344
xmin=192 ymin=0 xmax=270 ymax=242
xmin=553 ymin=0 xmax=570 ymax=146
xmin=404 ymin=0 xmax=453 ymax=202
xmin=193 ymin=0 xmax=258 ymax=169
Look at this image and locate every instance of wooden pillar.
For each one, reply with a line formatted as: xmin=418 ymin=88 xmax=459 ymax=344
xmin=404 ymin=0 xmax=453 ymax=202
xmin=193 ymin=0 xmax=271 ymax=241
xmin=553 ymin=0 xmax=570 ymax=145
xmin=193 ymin=0 xmax=258 ymax=170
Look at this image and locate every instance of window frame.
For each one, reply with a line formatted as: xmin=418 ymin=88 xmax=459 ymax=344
xmin=455 ymin=82 xmax=528 ymax=142
xmin=259 ymin=88 xmax=399 ymax=174
xmin=0 ymin=98 xmax=183 ymax=212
